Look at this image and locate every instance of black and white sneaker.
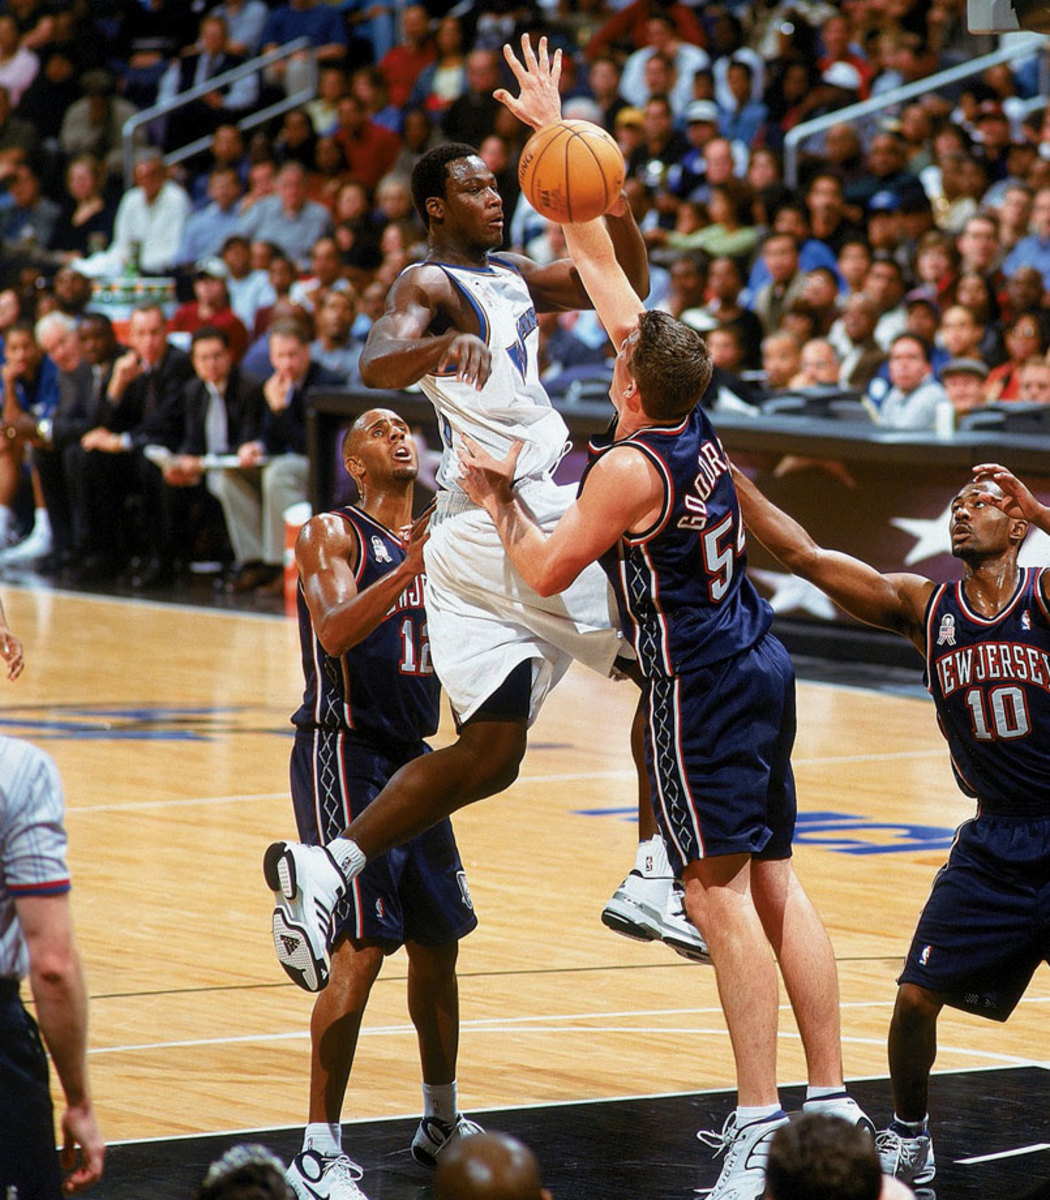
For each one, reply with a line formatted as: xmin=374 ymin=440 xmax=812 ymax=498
xmin=410 ymin=1114 xmax=484 ymax=1169
xmin=698 ymin=1110 xmax=789 ymax=1200
xmin=263 ymin=841 xmax=345 ymax=993
xmin=285 ymin=1149 xmax=368 ymax=1200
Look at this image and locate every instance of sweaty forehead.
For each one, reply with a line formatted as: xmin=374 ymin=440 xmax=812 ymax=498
xmin=955 ymin=479 xmax=1000 ymax=503
xmin=446 ymin=157 xmax=491 ymax=186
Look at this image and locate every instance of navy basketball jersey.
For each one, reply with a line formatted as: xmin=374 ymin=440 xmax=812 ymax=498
xmin=584 ymin=406 xmax=771 ymax=677
xmin=292 ymin=506 xmax=439 ymax=743
xmin=925 ymin=567 xmax=1050 ymax=816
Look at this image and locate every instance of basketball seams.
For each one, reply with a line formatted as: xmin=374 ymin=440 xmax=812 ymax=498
xmin=520 ymin=118 xmax=625 ymax=224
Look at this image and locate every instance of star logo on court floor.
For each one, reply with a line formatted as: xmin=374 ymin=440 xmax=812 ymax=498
xmin=749 ymin=569 xmax=838 ymax=619
xmin=890 ymin=502 xmax=954 ymax=565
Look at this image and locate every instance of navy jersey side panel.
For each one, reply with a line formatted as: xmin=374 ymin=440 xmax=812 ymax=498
xmin=292 ymin=506 xmax=439 ymax=742
xmin=924 ymin=567 xmax=1050 ymax=816
xmin=584 ymin=407 xmax=772 ymax=677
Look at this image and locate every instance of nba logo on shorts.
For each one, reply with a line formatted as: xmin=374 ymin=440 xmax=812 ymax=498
xmin=457 ymin=870 xmax=473 ymax=911
xmin=936 ymin=615 xmax=956 ymax=647
xmin=375 ymin=898 xmax=385 ymax=919
xmin=919 ymin=944 xmax=931 ymax=966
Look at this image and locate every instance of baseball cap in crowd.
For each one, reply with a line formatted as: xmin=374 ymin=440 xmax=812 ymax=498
xmin=684 ymin=100 xmax=720 ymax=125
xmin=867 ymin=190 xmax=902 ymax=213
xmin=195 ymin=257 xmax=229 ymax=279
xmin=821 ymin=62 xmax=862 ymax=91
xmin=905 ymin=288 xmax=940 ymax=316
xmin=941 ymin=357 xmax=989 ymax=379
xmin=614 ymin=106 xmax=644 ymax=129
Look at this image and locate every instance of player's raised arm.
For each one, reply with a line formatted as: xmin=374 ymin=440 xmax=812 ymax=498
xmin=563 ymin=210 xmax=646 ymax=353
xmin=972 ymin=462 xmax=1050 ymax=533
xmin=497 ymin=36 xmax=649 ymax=314
xmin=732 ymin=465 xmax=932 ymax=647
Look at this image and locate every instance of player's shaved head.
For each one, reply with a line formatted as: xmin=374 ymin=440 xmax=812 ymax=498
xmin=342 ymin=407 xmax=408 ymax=457
xmin=434 ymin=1132 xmax=552 ymax=1200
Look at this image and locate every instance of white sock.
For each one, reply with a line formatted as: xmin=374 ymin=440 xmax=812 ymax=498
xmin=892 ymin=1113 xmax=928 ymax=1134
xmin=805 ymin=1086 xmax=848 ymax=1105
xmin=327 ymin=836 xmax=366 ymax=882
xmin=0 ymin=506 xmax=14 ymax=541
xmin=31 ymin=508 xmax=50 ymax=536
xmin=422 ymin=1081 xmax=458 ymax=1124
xmin=635 ymin=835 xmax=670 ymax=877
xmin=736 ymin=1103 xmax=784 ymax=1126
xmin=303 ymin=1122 xmax=341 ymax=1155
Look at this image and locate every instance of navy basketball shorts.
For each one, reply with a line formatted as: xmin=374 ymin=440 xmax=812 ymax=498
xmin=898 ymin=811 xmax=1050 ymax=1021
xmin=290 ymin=728 xmax=477 ymax=948
xmin=645 ymin=632 xmax=798 ymax=874
xmin=0 ymin=983 xmax=64 ymax=1200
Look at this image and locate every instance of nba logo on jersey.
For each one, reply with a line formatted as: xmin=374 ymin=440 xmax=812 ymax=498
xmin=936 ymin=614 xmax=956 ymax=646
xmin=1023 ymin=611 xmax=1032 ymax=631
xmin=372 ymin=536 xmax=392 ymax=564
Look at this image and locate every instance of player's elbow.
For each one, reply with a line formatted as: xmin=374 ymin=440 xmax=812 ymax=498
xmin=531 ymin=562 xmax=577 ymax=597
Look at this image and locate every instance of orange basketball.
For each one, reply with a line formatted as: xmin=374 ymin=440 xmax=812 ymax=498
xmin=518 ymin=119 xmax=626 ymax=224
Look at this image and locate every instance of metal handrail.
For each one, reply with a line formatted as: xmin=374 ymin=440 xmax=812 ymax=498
xmin=783 ymin=33 xmax=1049 ymax=187
xmin=121 ymin=36 xmax=316 ymax=187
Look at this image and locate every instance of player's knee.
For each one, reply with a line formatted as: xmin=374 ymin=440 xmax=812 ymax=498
xmin=894 ymin=983 xmax=942 ymax=1030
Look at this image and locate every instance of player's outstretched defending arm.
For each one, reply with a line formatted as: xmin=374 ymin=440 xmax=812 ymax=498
xmin=498 ymin=37 xmax=649 ymax=310
xmin=731 ymin=465 xmax=932 ymax=649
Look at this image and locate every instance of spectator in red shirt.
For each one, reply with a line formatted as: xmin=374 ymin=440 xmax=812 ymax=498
xmin=171 ymin=260 xmax=250 ymax=363
xmin=332 ymin=93 xmax=402 ymax=193
xmin=378 ymin=4 xmax=435 ymax=110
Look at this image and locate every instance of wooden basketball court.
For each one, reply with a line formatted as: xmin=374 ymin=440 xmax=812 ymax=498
xmin=3 ymin=583 xmax=1048 ymax=1197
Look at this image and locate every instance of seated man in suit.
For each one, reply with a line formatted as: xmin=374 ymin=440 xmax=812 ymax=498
xmin=207 ymin=318 xmax=342 ymax=595
xmin=69 ymin=303 xmax=194 ymax=586
xmin=161 ymin=325 xmax=264 ymax=583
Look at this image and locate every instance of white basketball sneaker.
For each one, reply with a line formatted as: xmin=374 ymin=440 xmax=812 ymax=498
xmin=602 ymin=873 xmax=710 ymax=963
xmin=286 ymin=1149 xmax=369 ymax=1200
xmin=602 ymin=869 xmax=671 ymax=942
xmin=698 ymin=1111 xmax=789 ymax=1200
xmin=876 ymin=1122 xmax=935 ymax=1184
xmin=410 ymin=1114 xmax=484 ymax=1169
xmin=263 ymin=841 xmax=346 ymax=992
xmin=802 ymin=1092 xmax=876 ymax=1136
xmin=0 ymin=520 xmax=52 ymax=565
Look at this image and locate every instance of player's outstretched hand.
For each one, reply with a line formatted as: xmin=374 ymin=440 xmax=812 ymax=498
xmin=437 ymin=333 xmax=492 ymax=390
xmin=495 ymin=34 xmax=562 ymax=130
xmin=0 ymin=627 xmax=23 ymax=680
xmin=458 ymin=434 xmax=522 ymax=509
xmin=972 ymin=462 xmax=1048 ymax=522
xmin=401 ymin=502 xmax=434 ymax=575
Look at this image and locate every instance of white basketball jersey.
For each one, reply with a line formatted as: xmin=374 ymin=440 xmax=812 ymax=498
xmin=412 ymin=256 xmax=570 ymax=492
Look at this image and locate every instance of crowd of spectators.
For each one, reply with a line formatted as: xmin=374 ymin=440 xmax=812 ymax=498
xmin=0 ymin=0 xmax=1047 ymax=592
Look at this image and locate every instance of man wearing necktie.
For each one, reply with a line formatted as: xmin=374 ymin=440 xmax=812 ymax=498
xmin=159 ymin=14 xmax=257 ymax=152
xmin=70 ymin=304 xmax=193 ymax=586
xmin=161 ymin=326 xmax=265 ymax=584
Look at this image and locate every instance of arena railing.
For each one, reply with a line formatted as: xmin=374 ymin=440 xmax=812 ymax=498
xmin=120 ymin=36 xmax=316 ymax=188
xmin=783 ymin=32 xmax=1049 ymax=188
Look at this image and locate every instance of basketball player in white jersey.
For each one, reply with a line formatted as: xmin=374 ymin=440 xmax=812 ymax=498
xmin=264 ymin=37 xmax=708 ymax=1003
